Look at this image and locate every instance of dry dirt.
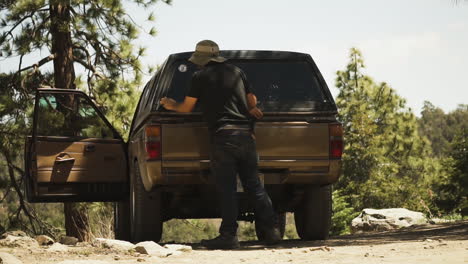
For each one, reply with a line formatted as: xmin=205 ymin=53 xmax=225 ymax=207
xmin=1 ymin=221 xmax=467 ymax=264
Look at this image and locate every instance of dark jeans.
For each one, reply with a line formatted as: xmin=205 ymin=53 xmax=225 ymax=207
xmin=210 ymin=132 xmax=276 ymax=236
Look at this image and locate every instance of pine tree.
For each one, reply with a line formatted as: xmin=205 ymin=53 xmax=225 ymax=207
xmin=418 ymin=101 xmax=450 ymax=157
xmin=335 ymin=48 xmax=438 ymax=212
xmin=419 ymin=104 xmax=468 ymax=215
xmin=0 ymin=0 xmax=171 ymax=240
xmin=434 ymin=129 xmax=468 ymax=215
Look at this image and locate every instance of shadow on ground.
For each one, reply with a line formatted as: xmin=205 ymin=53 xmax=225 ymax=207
xmin=190 ymin=221 xmax=468 ymax=251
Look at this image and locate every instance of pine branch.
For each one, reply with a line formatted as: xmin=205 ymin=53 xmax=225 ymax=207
xmin=1 ymin=147 xmax=37 ymax=234
xmin=2 ymin=8 xmax=49 ymax=41
xmin=16 ymin=54 xmax=55 ymax=74
xmin=73 ymin=56 xmax=105 ymax=79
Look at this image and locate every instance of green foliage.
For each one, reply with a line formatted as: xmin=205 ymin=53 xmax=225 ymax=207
xmin=335 ymin=48 xmax=438 ymax=213
xmin=418 ymin=104 xmax=468 ymax=216
xmin=331 ymin=190 xmax=358 ymax=235
xmin=161 ymin=219 xmax=218 ymax=243
xmin=87 ymin=202 xmax=115 ymax=239
xmin=89 ymin=78 xmax=141 ymax=139
xmin=432 ymin=129 xmax=468 ymax=215
xmin=283 ymin=213 xmax=299 ymax=240
xmin=419 ymin=102 xmax=451 ymax=157
xmin=419 ymin=102 xmax=468 ymax=157
xmin=238 ymin=221 xmax=256 ymax=241
xmin=0 ymin=0 xmax=170 ymax=237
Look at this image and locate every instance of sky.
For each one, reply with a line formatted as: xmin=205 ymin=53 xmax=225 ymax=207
xmin=0 ymin=0 xmax=467 ymax=115
xmin=130 ymin=0 xmax=468 ymax=115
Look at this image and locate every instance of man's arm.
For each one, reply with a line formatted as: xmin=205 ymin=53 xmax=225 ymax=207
xmin=246 ymin=93 xmax=263 ymax=119
xmin=160 ymin=96 xmax=198 ymax=113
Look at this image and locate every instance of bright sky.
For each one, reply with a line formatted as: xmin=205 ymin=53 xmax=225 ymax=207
xmin=132 ymin=0 xmax=468 ymax=115
xmin=1 ymin=0 xmax=466 ymax=115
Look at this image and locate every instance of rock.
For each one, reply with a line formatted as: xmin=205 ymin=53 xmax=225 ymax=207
xmin=351 ymin=208 xmax=428 ymax=233
xmin=164 ymin=244 xmax=192 ymax=252
xmin=93 ymin=238 xmax=134 ymax=252
xmin=35 ymin=235 xmax=54 ymax=245
xmin=0 ymin=235 xmax=39 ymax=248
xmin=0 ymin=231 xmax=27 ymax=239
xmin=59 ymin=236 xmax=79 ymax=246
xmin=47 ymin=243 xmax=69 ymax=252
xmin=135 ymin=241 xmax=171 ymax=257
xmin=0 ymin=252 xmax=23 ymax=264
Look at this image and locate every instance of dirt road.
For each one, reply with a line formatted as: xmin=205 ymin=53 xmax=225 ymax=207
xmin=1 ymin=221 xmax=467 ymax=264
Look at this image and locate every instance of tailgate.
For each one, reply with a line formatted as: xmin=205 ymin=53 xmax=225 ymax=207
xmin=256 ymin=122 xmax=328 ymax=160
xmin=161 ymin=121 xmax=329 ymax=163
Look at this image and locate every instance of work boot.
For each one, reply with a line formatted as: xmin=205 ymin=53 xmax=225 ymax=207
xmin=263 ymin=227 xmax=282 ymax=245
xmin=201 ymin=233 xmax=240 ymax=249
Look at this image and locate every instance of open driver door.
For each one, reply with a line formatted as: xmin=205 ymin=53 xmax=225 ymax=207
xmin=25 ymin=88 xmax=129 ymax=202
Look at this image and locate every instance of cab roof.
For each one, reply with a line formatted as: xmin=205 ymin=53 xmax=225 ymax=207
xmin=168 ymin=50 xmax=312 ymax=61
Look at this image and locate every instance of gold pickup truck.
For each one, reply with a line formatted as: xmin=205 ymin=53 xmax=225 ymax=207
xmin=25 ymin=51 xmax=343 ymax=243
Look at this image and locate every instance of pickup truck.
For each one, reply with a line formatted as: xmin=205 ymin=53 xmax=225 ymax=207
xmin=25 ymin=50 xmax=343 ymax=243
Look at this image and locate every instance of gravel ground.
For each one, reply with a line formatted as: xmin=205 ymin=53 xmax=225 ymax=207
xmin=1 ymin=221 xmax=466 ymax=264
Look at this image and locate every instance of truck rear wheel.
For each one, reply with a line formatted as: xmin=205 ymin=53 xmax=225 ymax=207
xmin=255 ymin=212 xmax=286 ymax=241
xmin=130 ymin=162 xmax=163 ymax=243
xmin=294 ymin=184 xmax=332 ymax=240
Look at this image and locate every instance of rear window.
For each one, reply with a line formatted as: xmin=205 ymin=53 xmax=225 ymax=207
xmin=161 ymin=60 xmax=331 ymax=112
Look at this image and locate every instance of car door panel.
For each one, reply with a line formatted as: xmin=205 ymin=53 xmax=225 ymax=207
xmin=25 ymin=89 xmax=129 ymax=202
xmin=35 ymin=138 xmax=126 ymax=183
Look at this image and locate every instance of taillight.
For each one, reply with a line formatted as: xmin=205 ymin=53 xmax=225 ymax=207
xmin=145 ymin=125 xmax=161 ymax=160
xmin=329 ymin=123 xmax=343 ymax=159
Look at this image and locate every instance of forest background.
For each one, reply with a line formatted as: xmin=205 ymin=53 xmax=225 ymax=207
xmin=0 ymin=0 xmax=466 ymax=242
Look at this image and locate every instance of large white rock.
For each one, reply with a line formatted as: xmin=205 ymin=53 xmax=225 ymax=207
xmin=351 ymin=208 xmax=428 ymax=233
xmin=93 ymin=238 xmax=135 ymax=252
xmin=0 ymin=235 xmax=39 ymax=248
xmin=0 ymin=252 xmax=23 ymax=264
xmin=0 ymin=231 xmax=27 ymax=239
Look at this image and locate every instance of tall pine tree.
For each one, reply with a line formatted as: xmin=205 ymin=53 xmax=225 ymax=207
xmin=0 ymin=0 xmax=171 ymax=240
xmin=335 ymin=48 xmax=438 ymax=212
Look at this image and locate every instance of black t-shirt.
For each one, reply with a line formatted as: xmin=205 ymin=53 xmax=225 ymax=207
xmin=188 ymin=61 xmax=253 ymax=133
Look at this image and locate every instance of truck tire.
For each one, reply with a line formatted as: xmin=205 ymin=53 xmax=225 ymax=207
xmin=255 ymin=213 xmax=286 ymax=241
xmin=130 ymin=162 xmax=163 ymax=243
xmin=294 ymin=184 xmax=332 ymax=240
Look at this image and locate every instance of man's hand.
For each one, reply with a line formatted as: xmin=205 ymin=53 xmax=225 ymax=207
xmin=160 ymin=96 xmax=197 ymax=113
xmin=160 ymin=97 xmax=177 ymax=110
xmin=249 ymin=106 xmax=263 ymax=119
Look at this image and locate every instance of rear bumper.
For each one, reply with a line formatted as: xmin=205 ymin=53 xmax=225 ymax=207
xmin=143 ymin=159 xmax=341 ymax=189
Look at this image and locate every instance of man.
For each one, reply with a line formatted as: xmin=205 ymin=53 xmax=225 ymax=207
xmin=160 ymin=40 xmax=281 ymax=249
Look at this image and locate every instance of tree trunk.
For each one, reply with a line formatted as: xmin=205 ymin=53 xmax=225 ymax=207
xmin=64 ymin=203 xmax=90 ymax=241
xmin=50 ymin=0 xmax=89 ymax=242
xmin=50 ymin=1 xmax=76 ymax=89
